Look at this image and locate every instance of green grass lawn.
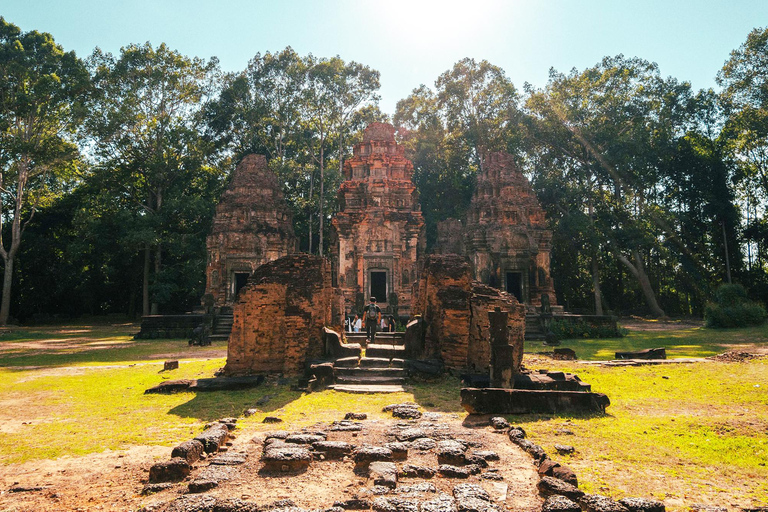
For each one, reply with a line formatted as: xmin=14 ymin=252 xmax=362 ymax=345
xmin=533 ymin=321 xmax=768 ymax=360
xmin=0 ymin=321 xmax=766 ymax=508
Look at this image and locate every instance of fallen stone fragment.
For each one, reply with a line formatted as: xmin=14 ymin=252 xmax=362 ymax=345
xmin=542 ymin=495 xmax=582 ymax=512
xmin=391 ymin=406 xmax=422 ymax=419
xmin=141 ymin=482 xmax=175 ymax=495
xmin=464 ymin=454 xmax=489 ymax=468
xmin=214 ymin=498 xmax=263 ymax=512
xmin=262 ymin=444 xmax=312 ymax=472
xmin=409 ymin=437 xmax=437 ymax=451
xmin=436 ymin=440 xmax=467 ymax=465
xmin=579 ymin=493 xmax=630 ymax=512
xmin=688 ymin=506 xmax=726 ymax=512
xmin=480 ymin=471 xmax=503 ymax=481
xmin=263 ymin=416 xmax=283 ymax=424
xmin=148 ymin=458 xmax=191 ymax=483
xmin=555 ymin=429 xmax=575 ymax=436
xmin=353 ymin=446 xmax=394 ymax=468
xmin=395 ymin=483 xmax=436 ymax=495
xmin=618 ymin=497 xmax=666 ymax=512
xmin=538 ymin=458 xmax=578 ymax=487
xmin=396 ymin=428 xmax=428 ymax=442
xmin=194 ymin=423 xmax=230 ymax=454
xmin=312 ymin=440 xmax=355 ymax=459
xmin=537 ymin=476 xmax=585 ymax=501
xmin=369 ymin=461 xmax=398 ymax=488
xmin=164 ymin=360 xmax=179 ymax=371
xmin=209 ymin=453 xmax=247 ymax=465
xmin=333 ymin=499 xmax=371 ymax=510
xmin=438 ymin=465 xmax=471 ymax=478
xmin=171 ymin=440 xmax=205 ymax=463
xmin=372 ymin=497 xmax=420 ymax=512
xmin=515 ymin=439 xmax=547 ymax=463
xmin=331 ymin=420 xmax=364 ymax=432
xmin=345 ymin=412 xmax=368 ymax=420
xmin=144 ymin=379 xmax=195 ymax=394
xmin=187 ymin=479 xmax=218 ymax=493
xmin=163 ymin=495 xmax=219 ymax=512
xmin=399 ymin=464 xmax=436 ymax=478
xmin=489 ymin=417 xmax=510 ymax=430
xmin=243 ymin=408 xmax=260 ymax=417
xmin=508 ymin=426 xmax=526 ymax=440
xmin=383 ymin=403 xmax=419 ymax=412
xmin=421 ymin=493 xmax=458 ymax=512
xmin=452 ymin=484 xmax=499 ymax=512
xmin=385 ymin=442 xmax=409 ymax=460
xmin=264 ymin=431 xmax=290 ymax=440
xmin=470 ymin=450 xmax=499 ymax=462
xmin=554 ymin=444 xmax=575 ymax=454
xmin=285 ymin=433 xmax=326 ymax=444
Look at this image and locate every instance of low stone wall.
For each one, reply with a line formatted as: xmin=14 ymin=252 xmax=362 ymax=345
xmin=412 ymin=255 xmax=525 ymax=372
xmin=223 ymin=255 xmax=343 ymax=376
xmin=134 ymin=314 xmax=204 ymax=339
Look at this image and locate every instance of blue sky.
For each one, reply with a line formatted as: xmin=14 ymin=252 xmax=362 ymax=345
xmin=3 ymin=1 xmax=767 ymax=114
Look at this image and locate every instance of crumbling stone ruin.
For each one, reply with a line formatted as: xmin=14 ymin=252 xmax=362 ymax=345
xmin=331 ymin=122 xmax=426 ymax=316
xmin=205 ymin=154 xmax=297 ymax=306
xmin=143 ymin=408 xmax=663 ymax=512
xmin=223 ymin=254 xmax=343 ymax=375
xmin=411 ymin=255 xmax=525 ymax=372
xmin=436 ymin=151 xmax=556 ymax=308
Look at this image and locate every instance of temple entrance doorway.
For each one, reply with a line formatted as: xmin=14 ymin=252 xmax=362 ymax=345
xmin=505 ymin=271 xmax=523 ymax=303
xmin=233 ymin=272 xmax=250 ymax=299
xmin=370 ymin=271 xmax=387 ymax=302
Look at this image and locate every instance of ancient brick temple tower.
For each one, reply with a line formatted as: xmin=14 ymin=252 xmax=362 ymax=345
xmin=331 ymin=123 xmax=426 ymax=316
xmin=205 ymin=154 xmax=297 ymax=306
xmin=465 ymin=151 xmax=556 ymax=307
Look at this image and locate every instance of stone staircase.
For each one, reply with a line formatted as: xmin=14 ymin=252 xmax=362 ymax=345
xmin=329 ymin=332 xmax=407 ymax=393
xmin=524 ymin=315 xmax=545 ymax=341
xmin=210 ymin=310 xmax=234 ymax=341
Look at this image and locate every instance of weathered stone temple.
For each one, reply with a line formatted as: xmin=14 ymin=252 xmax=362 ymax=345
xmin=205 ymin=154 xmax=297 ymax=307
xmin=331 ymin=123 xmax=425 ymax=316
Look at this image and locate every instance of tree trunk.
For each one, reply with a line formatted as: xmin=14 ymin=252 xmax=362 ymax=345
xmin=142 ymin=245 xmax=151 ymax=316
xmin=0 ymin=257 xmax=14 ymax=325
xmin=617 ymin=249 xmax=666 ymax=317
xmin=150 ymin=242 xmax=161 ymax=315
xmin=591 ymin=255 xmax=604 ymax=316
xmin=308 ymin=170 xmax=314 ymax=254
xmin=319 ymin=144 xmax=325 ymax=257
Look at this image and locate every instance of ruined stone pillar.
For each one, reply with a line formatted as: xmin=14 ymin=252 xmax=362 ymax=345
xmin=489 ymin=306 xmax=514 ymax=388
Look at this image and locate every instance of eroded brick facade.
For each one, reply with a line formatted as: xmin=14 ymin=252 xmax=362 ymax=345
xmin=331 ymin=123 xmax=425 ymax=316
xmin=437 ymin=151 xmax=556 ymax=307
xmin=412 ymin=255 xmax=525 ymax=372
xmin=223 ymin=255 xmax=344 ymax=375
xmin=205 ymin=154 xmax=297 ymax=306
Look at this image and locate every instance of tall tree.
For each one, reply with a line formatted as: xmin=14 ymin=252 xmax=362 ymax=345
xmin=526 ymin=56 xmax=696 ymax=317
xmin=0 ymin=18 xmax=90 ymax=325
xmin=86 ymin=42 xmax=219 ymax=315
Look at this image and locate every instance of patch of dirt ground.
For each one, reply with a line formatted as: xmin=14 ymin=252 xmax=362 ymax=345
xmin=0 ymin=412 xmax=543 ymax=512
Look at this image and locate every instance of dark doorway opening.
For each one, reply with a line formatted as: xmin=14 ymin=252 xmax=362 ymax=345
xmin=506 ymin=271 xmax=523 ymax=302
xmin=234 ymin=272 xmax=250 ymax=298
xmin=370 ymin=271 xmax=387 ymax=302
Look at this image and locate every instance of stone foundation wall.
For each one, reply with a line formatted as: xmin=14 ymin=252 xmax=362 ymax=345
xmin=413 ymin=255 xmax=525 ymax=372
xmin=223 ymin=255 xmax=343 ymax=376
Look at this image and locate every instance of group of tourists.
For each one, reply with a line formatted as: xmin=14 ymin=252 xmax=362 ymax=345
xmin=344 ymin=296 xmax=397 ymax=341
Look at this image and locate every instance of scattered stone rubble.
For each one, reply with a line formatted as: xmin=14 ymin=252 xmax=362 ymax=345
xmin=143 ymin=408 xmax=669 ymax=512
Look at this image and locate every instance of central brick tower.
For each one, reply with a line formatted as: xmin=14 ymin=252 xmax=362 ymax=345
xmin=331 ymin=123 xmax=425 ymax=316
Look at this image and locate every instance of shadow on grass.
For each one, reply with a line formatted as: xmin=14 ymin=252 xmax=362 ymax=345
xmin=409 ymin=375 xmax=465 ymax=413
xmin=167 ymin=385 xmax=304 ymax=423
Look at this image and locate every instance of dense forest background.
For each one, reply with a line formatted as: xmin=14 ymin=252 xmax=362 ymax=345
xmin=2 ymin=17 xmax=768 ymax=324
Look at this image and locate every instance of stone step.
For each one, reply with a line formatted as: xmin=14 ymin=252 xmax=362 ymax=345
xmin=209 ymin=334 xmax=230 ymax=341
xmin=334 ymin=374 xmax=406 ymax=385
xmin=333 ymin=356 xmax=361 ymax=368
xmin=329 ymin=384 xmax=406 ymax=394
xmin=334 ymin=367 xmax=406 ymax=378
xmin=360 ymin=357 xmax=405 ymax=368
xmin=366 ymin=344 xmax=407 ymax=359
